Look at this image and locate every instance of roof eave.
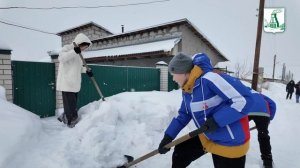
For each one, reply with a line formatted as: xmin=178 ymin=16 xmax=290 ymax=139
xmin=85 ymin=50 xmax=171 ymax=63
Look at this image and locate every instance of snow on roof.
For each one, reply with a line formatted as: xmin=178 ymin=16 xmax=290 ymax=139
xmin=47 ymin=49 xmax=60 ymax=56
xmin=36 ymin=56 xmax=51 ymax=63
xmin=83 ymin=38 xmax=180 ymax=59
xmin=156 ymin=61 xmax=168 ymax=65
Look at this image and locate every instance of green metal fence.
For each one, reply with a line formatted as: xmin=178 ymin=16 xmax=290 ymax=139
xmin=77 ymin=65 xmax=160 ymax=108
xmin=11 ymin=62 xmax=165 ymax=116
xmin=12 ymin=61 xmax=56 ymax=117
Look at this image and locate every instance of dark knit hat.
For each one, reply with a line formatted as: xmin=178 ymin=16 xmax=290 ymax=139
xmin=168 ymin=53 xmax=193 ymax=74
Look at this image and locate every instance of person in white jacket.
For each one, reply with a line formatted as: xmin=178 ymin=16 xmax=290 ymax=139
xmin=57 ymin=33 xmax=93 ymax=128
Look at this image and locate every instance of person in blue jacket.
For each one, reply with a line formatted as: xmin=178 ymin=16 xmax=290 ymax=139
xmin=248 ymin=89 xmax=276 ymax=168
xmin=158 ymin=53 xmax=254 ymax=168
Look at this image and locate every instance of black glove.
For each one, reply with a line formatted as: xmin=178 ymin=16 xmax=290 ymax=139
xmin=158 ymin=134 xmax=173 ymax=154
xmin=202 ymin=117 xmax=219 ymax=133
xmin=74 ymin=46 xmax=81 ymax=54
xmin=86 ymin=69 xmax=93 ymax=77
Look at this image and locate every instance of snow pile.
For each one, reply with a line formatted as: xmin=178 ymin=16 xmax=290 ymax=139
xmin=71 ymin=91 xmax=183 ymax=168
xmin=1 ymin=82 xmax=300 ymax=168
xmin=0 ymin=89 xmax=42 ymax=167
xmin=4 ymin=90 xmax=183 ymax=168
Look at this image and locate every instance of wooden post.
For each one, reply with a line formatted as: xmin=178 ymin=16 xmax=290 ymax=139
xmin=251 ymin=0 xmax=265 ymax=91
xmin=272 ymin=54 xmax=276 ymax=79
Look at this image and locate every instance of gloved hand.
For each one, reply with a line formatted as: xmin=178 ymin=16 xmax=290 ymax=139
xmin=86 ymin=69 xmax=93 ymax=77
xmin=74 ymin=46 xmax=81 ymax=54
xmin=158 ymin=134 xmax=173 ymax=154
xmin=203 ymin=117 xmax=219 ymax=133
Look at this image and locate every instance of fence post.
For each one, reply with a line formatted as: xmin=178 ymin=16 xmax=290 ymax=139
xmin=156 ymin=61 xmax=168 ymax=92
xmin=0 ymin=47 xmax=13 ymax=102
xmin=48 ymin=51 xmax=63 ymax=112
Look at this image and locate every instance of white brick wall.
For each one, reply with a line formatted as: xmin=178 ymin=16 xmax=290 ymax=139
xmin=60 ymin=25 xmax=111 ymax=47
xmin=52 ymin=58 xmax=64 ymax=109
xmin=156 ymin=63 xmax=169 ymax=91
xmin=0 ymin=54 xmax=12 ymax=102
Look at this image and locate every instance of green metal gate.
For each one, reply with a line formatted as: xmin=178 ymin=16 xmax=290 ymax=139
xmin=78 ymin=65 xmax=160 ymax=108
xmin=12 ymin=61 xmax=56 ymax=117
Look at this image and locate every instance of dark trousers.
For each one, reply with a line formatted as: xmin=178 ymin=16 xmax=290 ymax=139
xmin=248 ymin=116 xmax=272 ymax=162
xmin=172 ymin=136 xmax=246 ymax=168
xmin=286 ymin=92 xmax=293 ymax=99
xmin=62 ymin=91 xmax=78 ymax=125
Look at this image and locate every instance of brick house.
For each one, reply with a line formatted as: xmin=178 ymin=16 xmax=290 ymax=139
xmin=51 ymin=19 xmax=229 ymax=109
xmin=56 ymin=18 xmax=228 ymax=67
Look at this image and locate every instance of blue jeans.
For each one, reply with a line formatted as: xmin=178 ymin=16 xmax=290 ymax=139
xmin=296 ymin=94 xmax=300 ymax=103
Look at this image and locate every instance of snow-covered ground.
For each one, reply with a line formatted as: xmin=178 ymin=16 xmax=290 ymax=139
xmin=0 ymin=82 xmax=299 ymax=168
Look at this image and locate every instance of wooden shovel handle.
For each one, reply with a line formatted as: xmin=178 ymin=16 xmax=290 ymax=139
xmin=124 ymin=125 xmax=257 ymax=168
xmin=72 ymin=42 xmax=105 ymax=101
xmin=124 ymin=126 xmax=208 ymax=167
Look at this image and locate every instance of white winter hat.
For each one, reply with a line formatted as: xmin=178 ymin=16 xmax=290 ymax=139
xmin=73 ymin=33 xmax=92 ymax=47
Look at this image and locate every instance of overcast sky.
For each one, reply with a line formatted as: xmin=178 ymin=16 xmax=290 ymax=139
xmin=0 ymin=0 xmax=299 ymax=80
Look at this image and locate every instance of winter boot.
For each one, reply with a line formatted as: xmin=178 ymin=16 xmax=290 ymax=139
xmin=57 ymin=113 xmax=68 ymax=124
xmin=263 ymin=161 xmax=273 ymax=168
xmin=67 ymin=117 xmax=80 ymax=128
xmin=262 ymin=154 xmax=273 ymax=168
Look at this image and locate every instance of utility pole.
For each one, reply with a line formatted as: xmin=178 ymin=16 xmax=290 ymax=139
xmin=282 ymin=63 xmax=286 ymax=81
xmin=251 ymin=0 xmax=265 ymax=91
xmin=272 ymin=54 xmax=276 ymax=79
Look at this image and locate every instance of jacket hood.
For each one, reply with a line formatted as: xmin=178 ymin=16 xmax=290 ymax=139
xmin=192 ymin=53 xmax=213 ymax=73
xmin=73 ymin=33 xmax=92 ymax=48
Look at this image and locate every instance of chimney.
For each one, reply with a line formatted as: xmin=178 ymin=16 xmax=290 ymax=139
xmin=121 ymin=25 xmax=124 ymax=33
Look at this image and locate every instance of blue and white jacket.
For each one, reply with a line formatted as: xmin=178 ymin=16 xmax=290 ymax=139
xmin=248 ymin=89 xmax=276 ymax=120
xmin=165 ymin=53 xmax=254 ymax=147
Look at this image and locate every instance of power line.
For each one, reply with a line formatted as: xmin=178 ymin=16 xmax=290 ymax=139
xmin=0 ymin=0 xmax=170 ymax=10
xmin=0 ymin=20 xmax=56 ymax=35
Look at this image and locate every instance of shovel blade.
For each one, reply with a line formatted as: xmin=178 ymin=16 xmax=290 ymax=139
xmin=117 ymin=155 xmax=134 ymax=168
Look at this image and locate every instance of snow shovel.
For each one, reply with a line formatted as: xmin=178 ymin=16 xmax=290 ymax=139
xmin=117 ymin=125 xmax=257 ymax=168
xmin=117 ymin=125 xmax=209 ymax=168
xmin=73 ymin=42 xmax=105 ymax=101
